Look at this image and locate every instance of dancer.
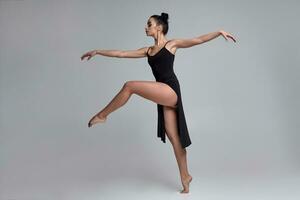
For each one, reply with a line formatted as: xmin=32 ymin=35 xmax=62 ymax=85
xmin=81 ymin=12 xmax=236 ymax=193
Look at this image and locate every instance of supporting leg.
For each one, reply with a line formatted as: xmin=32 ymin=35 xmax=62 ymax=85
xmin=163 ymin=106 xmax=192 ymax=193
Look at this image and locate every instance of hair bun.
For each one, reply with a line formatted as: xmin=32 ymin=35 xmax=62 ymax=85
xmin=160 ymin=12 xmax=169 ymax=22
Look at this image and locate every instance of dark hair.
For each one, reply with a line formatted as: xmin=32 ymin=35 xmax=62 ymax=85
xmin=150 ymin=12 xmax=169 ymax=35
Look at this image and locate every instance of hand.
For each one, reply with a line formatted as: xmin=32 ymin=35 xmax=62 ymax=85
xmin=219 ymin=30 xmax=236 ymax=43
xmin=81 ymin=50 xmax=98 ymax=61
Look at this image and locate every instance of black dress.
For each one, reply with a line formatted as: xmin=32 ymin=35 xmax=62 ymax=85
xmin=147 ymin=40 xmax=192 ymax=149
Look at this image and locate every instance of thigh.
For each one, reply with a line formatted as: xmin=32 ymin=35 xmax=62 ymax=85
xmin=124 ymin=80 xmax=178 ymax=108
xmin=163 ymin=106 xmax=181 ymax=145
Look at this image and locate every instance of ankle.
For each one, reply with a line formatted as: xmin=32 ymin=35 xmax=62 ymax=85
xmin=181 ymin=174 xmax=191 ymax=179
xmin=97 ymin=112 xmax=107 ymax=119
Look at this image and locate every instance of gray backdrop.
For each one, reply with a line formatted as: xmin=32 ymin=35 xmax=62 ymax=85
xmin=1 ymin=0 xmax=299 ymax=199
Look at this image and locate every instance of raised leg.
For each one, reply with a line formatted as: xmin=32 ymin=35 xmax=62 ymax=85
xmin=88 ymin=80 xmax=178 ymax=127
xmin=163 ymin=106 xmax=193 ymax=193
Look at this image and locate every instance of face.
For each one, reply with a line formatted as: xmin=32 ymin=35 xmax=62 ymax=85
xmin=145 ymin=17 xmax=162 ymax=37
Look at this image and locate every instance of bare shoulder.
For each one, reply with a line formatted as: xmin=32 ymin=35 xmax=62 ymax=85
xmin=138 ymin=46 xmax=151 ymax=54
xmin=165 ymin=39 xmax=180 ymax=55
xmin=168 ymin=37 xmax=202 ymax=49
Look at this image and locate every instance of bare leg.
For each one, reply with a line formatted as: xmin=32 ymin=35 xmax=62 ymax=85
xmin=88 ymin=83 xmax=131 ymax=127
xmin=87 ymin=80 xmax=192 ymax=192
xmin=163 ymin=106 xmax=193 ymax=193
xmin=88 ymin=80 xmax=178 ymax=127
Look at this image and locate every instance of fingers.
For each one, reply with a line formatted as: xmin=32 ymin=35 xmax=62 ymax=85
xmin=81 ymin=53 xmax=91 ymax=61
xmin=226 ymin=35 xmax=236 ymax=43
xmin=226 ymin=34 xmax=236 ymax=42
xmin=222 ymin=31 xmax=237 ymax=43
xmin=81 ymin=50 xmax=97 ymax=61
xmin=81 ymin=53 xmax=88 ymax=61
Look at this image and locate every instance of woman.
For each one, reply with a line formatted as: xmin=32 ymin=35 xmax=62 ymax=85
xmin=81 ymin=12 xmax=236 ymax=193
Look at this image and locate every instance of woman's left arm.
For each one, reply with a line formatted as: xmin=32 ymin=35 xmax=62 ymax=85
xmin=173 ymin=30 xmax=236 ymax=49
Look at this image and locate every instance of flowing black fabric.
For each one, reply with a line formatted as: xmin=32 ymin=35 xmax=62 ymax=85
xmin=147 ymin=41 xmax=192 ymax=148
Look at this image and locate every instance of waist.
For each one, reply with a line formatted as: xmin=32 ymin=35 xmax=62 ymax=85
xmin=157 ymin=74 xmax=178 ymax=82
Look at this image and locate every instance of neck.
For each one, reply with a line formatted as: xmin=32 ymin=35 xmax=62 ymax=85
xmin=154 ymin=33 xmax=167 ymax=46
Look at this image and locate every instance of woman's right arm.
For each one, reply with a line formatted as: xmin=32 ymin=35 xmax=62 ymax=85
xmin=81 ymin=47 xmax=149 ymax=61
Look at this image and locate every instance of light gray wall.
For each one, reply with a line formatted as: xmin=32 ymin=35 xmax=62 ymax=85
xmin=1 ymin=0 xmax=299 ymax=199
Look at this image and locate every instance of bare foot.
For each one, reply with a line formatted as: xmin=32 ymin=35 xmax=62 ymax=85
xmin=180 ymin=175 xmax=192 ymax=193
xmin=88 ymin=113 xmax=107 ymax=127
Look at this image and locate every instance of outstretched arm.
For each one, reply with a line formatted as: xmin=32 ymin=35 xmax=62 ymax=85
xmin=172 ymin=30 xmax=236 ymax=49
xmin=81 ymin=46 xmax=149 ymax=61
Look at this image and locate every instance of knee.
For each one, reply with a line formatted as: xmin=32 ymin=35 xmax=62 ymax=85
xmin=123 ymin=81 xmax=135 ymax=94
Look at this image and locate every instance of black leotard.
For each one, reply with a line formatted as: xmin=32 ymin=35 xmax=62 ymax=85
xmin=147 ymin=40 xmax=192 ymax=148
